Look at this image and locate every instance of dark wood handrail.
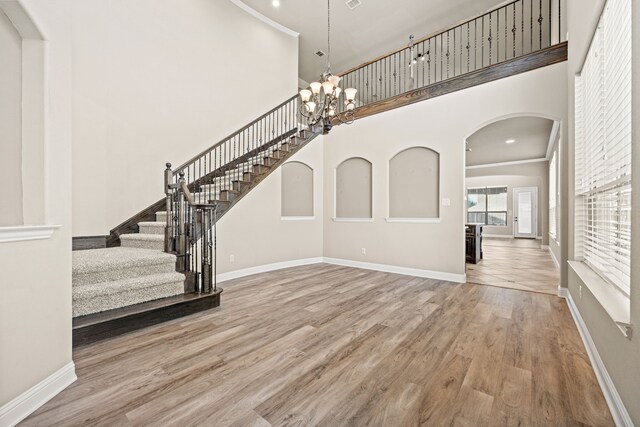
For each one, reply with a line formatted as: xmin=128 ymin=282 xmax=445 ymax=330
xmin=173 ymin=94 xmax=298 ymax=174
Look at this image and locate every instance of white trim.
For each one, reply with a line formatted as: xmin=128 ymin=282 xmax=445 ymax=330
xmin=548 ymin=247 xmax=560 ymax=270
xmin=323 ymin=257 xmax=466 ymax=283
xmin=228 ymin=0 xmax=299 ymax=37
xmin=385 ymin=217 xmax=441 ymax=223
xmin=217 ymin=257 xmax=323 ymax=283
xmin=568 ymin=261 xmax=631 ymax=337
xmin=481 ymin=233 xmax=512 ymax=239
xmin=466 ymin=157 xmax=548 ymax=170
xmin=332 ymin=218 xmax=374 ymax=223
xmin=217 ymin=257 xmax=466 ymax=284
xmin=560 ymin=292 xmax=634 ymax=427
xmin=0 ymin=225 xmax=60 ymax=243
xmin=545 ymin=120 xmax=561 ymax=160
xmin=0 ymin=362 xmax=76 ymax=427
xmin=557 ymin=286 xmax=569 ymax=298
xmin=281 ymin=216 xmax=315 ymax=221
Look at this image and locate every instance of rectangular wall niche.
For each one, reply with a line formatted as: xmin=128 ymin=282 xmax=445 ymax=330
xmin=281 ymin=161 xmax=314 ymax=217
xmin=336 ymin=157 xmax=373 ymax=219
xmin=389 ymin=147 xmax=440 ymax=218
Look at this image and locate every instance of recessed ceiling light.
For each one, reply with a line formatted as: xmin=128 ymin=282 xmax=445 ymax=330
xmin=505 ymin=139 xmax=516 ymax=144
xmin=272 ymin=0 xmax=280 ymax=7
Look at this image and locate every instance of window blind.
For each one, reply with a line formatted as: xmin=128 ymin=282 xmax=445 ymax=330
xmin=574 ymin=0 xmax=632 ymax=295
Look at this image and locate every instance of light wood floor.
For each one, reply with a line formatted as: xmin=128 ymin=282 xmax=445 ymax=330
xmin=23 ymin=264 xmax=612 ymax=426
xmin=466 ymin=238 xmax=560 ymax=295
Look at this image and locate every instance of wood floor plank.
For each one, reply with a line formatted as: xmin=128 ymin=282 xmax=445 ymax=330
xmin=22 ymin=263 xmax=613 ymax=427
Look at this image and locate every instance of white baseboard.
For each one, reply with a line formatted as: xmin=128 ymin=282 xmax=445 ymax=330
xmin=481 ymin=234 xmax=512 ymax=239
xmin=561 ymin=292 xmax=633 ymax=427
xmin=217 ymin=257 xmax=324 ymax=283
xmin=0 ymin=361 xmax=76 ymax=427
xmin=548 ymin=247 xmax=560 ymax=270
xmin=323 ymin=257 xmax=466 ymax=283
xmin=557 ymin=285 xmax=568 ymax=298
xmin=216 ymin=257 xmax=466 ymax=284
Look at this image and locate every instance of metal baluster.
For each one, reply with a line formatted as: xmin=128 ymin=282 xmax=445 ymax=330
xmin=489 ymin=13 xmax=493 ymax=65
xmin=513 ymin=4 xmax=517 ymax=58
xmin=467 ymin=23 xmax=470 ymax=73
xmin=482 ymin=16 xmax=485 ymax=67
xmin=446 ymin=31 xmax=450 ymax=78
xmin=538 ymin=0 xmax=543 ymax=49
xmin=530 ymin=0 xmax=532 ymax=53
xmin=549 ymin=0 xmax=552 ymax=46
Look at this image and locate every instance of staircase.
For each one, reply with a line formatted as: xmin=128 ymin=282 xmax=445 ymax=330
xmin=72 ymin=0 xmax=567 ymax=346
xmin=72 ymin=94 xmax=316 ymax=345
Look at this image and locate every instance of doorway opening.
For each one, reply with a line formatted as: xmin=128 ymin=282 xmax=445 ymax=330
xmin=464 ymin=116 xmax=559 ymax=295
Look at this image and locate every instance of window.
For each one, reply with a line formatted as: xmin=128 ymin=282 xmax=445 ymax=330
xmin=549 ymin=152 xmax=558 ymax=240
xmin=467 ymin=187 xmax=507 ymax=226
xmin=575 ymin=0 xmax=631 ymax=294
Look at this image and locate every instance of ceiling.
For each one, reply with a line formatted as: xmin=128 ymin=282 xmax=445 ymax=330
xmin=237 ymin=0 xmax=505 ymax=83
xmin=465 ymin=117 xmax=554 ymax=167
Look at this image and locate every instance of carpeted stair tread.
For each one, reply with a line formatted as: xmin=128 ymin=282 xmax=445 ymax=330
xmin=73 ymin=247 xmax=176 ymax=276
xmin=120 ymin=233 xmax=165 ymax=250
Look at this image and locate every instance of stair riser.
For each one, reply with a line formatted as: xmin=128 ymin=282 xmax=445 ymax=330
xmin=74 ymin=262 xmax=176 ymax=287
xmin=73 ymin=281 xmax=184 ymax=317
xmin=139 ymin=224 xmax=165 ymax=235
xmin=121 ymin=238 xmax=164 ymax=251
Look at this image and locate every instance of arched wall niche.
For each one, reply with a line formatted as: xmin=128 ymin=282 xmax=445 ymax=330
xmin=388 ymin=146 xmax=440 ymax=219
xmin=0 ymin=1 xmax=46 ymax=226
xmin=281 ymin=161 xmax=314 ymax=217
xmin=335 ymin=157 xmax=372 ymax=219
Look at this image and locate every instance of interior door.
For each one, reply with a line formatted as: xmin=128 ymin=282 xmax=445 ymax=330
xmin=513 ymin=187 xmax=538 ymax=239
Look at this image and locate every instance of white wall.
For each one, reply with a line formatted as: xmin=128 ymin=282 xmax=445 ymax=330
xmin=322 ymin=63 xmax=567 ymax=279
xmin=216 ymin=136 xmax=324 ymax=275
xmin=0 ymin=9 xmax=23 ymax=226
xmin=565 ymin=0 xmax=640 ymax=423
xmin=0 ymin=0 xmax=74 ymax=418
xmin=466 ymin=161 xmax=550 ymax=243
xmin=71 ymin=0 xmax=299 ymax=236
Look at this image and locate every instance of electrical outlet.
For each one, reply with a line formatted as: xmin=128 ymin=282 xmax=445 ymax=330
xmin=361 ymin=248 xmax=366 ymax=255
xmin=579 ymin=285 xmax=583 ymax=299
xmin=230 ymin=254 xmax=235 ymax=263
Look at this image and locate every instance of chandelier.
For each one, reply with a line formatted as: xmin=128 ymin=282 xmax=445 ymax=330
xmin=299 ymin=0 xmax=357 ymax=135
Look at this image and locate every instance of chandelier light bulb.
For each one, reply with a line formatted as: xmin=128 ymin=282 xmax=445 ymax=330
xmin=309 ymin=82 xmax=322 ymax=95
xmin=344 ymin=87 xmax=357 ymax=101
xmin=346 ymin=102 xmax=355 ymax=111
xmin=328 ymin=108 xmax=336 ymax=117
xmin=328 ymin=75 xmax=341 ymax=87
xmin=322 ymin=81 xmax=334 ymax=95
xmin=299 ymin=89 xmax=312 ymax=103
xmin=334 ymin=87 xmax=342 ymax=98
xmin=305 ymin=101 xmax=316 ymax=112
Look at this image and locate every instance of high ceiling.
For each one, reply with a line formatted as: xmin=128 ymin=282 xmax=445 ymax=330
xmin=236 ymin=0 xmax=505 ymax=83
xmin=466 ymin=117 xmax=554 ymax=167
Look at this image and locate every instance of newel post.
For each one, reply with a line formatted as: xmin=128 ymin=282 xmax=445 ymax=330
xmin=164 ymin=163 xmax=174 ymax=253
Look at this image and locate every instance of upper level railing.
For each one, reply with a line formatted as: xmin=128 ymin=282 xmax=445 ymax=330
xmin=335 ymin=0 xmax=565 ymax=112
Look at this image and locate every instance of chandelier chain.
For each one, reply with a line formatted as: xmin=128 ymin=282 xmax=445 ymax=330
xmin=327 ymin=0 xmax=331 ymax=73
